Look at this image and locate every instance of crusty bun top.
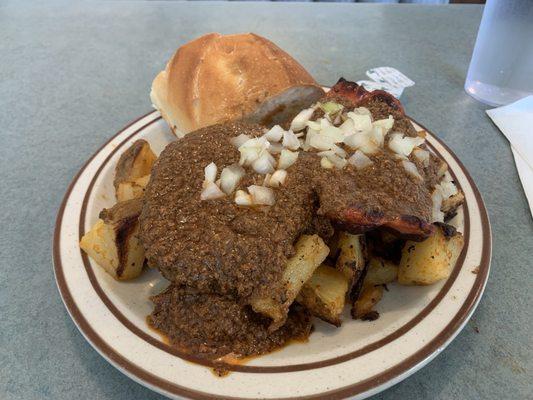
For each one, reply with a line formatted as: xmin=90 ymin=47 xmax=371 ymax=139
xmin=150 ymin=33 xmax=319 ymax=136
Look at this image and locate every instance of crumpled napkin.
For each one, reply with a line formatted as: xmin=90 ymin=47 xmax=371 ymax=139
xmin=486 ymin=96 xmax=533 ymax=217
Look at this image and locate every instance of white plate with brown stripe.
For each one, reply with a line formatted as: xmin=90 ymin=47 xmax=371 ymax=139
xmin=53 ymin=110 xmax=491 ymax=400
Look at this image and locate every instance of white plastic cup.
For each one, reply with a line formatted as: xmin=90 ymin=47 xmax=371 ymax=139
xmin=465 ymin=0 xmax=533 ymax=106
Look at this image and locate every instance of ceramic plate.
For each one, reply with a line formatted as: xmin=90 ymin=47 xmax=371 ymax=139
xmin=53 ymin=110 xmax=491 ymax=400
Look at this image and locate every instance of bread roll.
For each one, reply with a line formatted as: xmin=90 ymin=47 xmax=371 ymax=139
xmin=150 ymin=33 xmax=319 ymax=136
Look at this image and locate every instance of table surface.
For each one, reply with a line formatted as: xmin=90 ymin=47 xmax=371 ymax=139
xmin=1 ymin=1 xmax=532 ymax=399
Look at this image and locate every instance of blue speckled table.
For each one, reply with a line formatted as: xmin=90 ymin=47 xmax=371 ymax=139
xmin=1 ymin=1 xmax=532 ymax=399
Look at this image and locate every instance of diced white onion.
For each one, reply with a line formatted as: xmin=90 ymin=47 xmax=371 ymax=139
xmin=282 ymin=129 xmax=301 ymax=150
xmin=306 ymin=120 xmax=321 ymax=131
xmin=348 ymin=150 xmax=373 ymax=169
xmin=263 ymin=125 xmax=284 ymax=142
xmin=235 ymin=190 xmax=253 ymax=206
xmin=388 ymin=133 xmax=425 ymax=157
xmin=290 ymin=107 xmax=315 ymax=132
xmin=413 ymin=148 xmax=430 ymax=166
xmin=402 ymin=160 xmax=423 ymax=180
xmin=204 ymin=162 xmax=217 ymax=183
xmin=436 ymin=173 xmax=458 ymax=199
xmin=230 ymin=134 xmax=251 ymax=149
xmin=269 ymin=142 xmax=284 ymax=154
xmin=320 ymin=118 xmax=333 ymax=130
xmin=327 ymin=154 xmax=347 ymax=169
xmin=252 ymin=153 xmax=275 ymax=174
xmin=339 ymin=118 xmax=355 ymax=136
xmin=201 ymin=181 xmax=225 ymax=200
xmin=331 ymin=144 xmax=347 ymax=158
xmin=352 ymin=107 xmax=371 ymax=116
xmin=344 ymin=133 xmax=379 ymax=154
xmin=268 ymin=170 xmax=288 ymax=187
xmin=347 ymin=112 xmax=373 ymax=133
xmin=320 ymin=125 xmax=344 ymax=143
xmin=370 ymin=126 xmax=386 ymax=147
xmin=248 ymin=185 xmax=275 ymax=206
xmin=238 ymin=137 xmax=270 ymax=166
xmin=278 ymin=149 xmax=299 ymax=169
xmin=310 ymin=134 xmax=336 ymax=151
xmin=320 ymin=157 xmax=334 ymax=169
xmin=219 ymin=164 xmax=245 ymax=194
xmin=431 ymin=189 xmax=444 ymax=222
xmin=373 ymin=115 xmax=394 ymax=132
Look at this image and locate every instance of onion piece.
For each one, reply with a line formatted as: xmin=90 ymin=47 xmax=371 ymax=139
xmin=413 ymin=148 xmax=430 ymax=166
xmin=282 ymin=129 xmax=301 ymax=150
xmin=331 ymin=144 xmax=347 ymax=158
xmin=290 ymin=107 xmax=315 ymax=132
xmin=278 ymin=149 xmax=299 ymax=169
xmin=388 ymin=133 xmax=425 ymax=157
xmin=201 ymin=181 xmax=225 ymax=200
xmin=269 ymin=142 xmax=284 ymax=154
xmin=204 ymin=162 xmax=217 ymax=183
xmin=327 ymin=154 xmax=347 ymax=169
xmin=238 ymin=137 xmax=270 ymax=166
xmin=231 ymin=134 xmax=251 ymax=149
xmin=320 ymin=157 xmax=334 ymax=169
xmin=252 ymin=153 xmax=275 ymax=174
xmin=219 ymin=164 xmax=245 ymax=194
xmin=402 ymin=160 xmax=423 ymax=180
xmin=263 ymin=125 xmax=284 ymax=142
xmin=370 ymin=126 xmax=386 ymax=147
xmin=348 ymin=150 xmax=373 ymax=169
xmin=344 ymin=133 xmax=379 ymax=154
xmin=320 ymin=125 xmax=344 ymax=143
xmin=373 ymin=115 xmax=394 ymax=131
xmin=352 ymin=107 xmax=371 ymax=116
xmin=431 ymin=189 xmax=444 ymax=222
xmin=248 ymin=185 xmax=275 ymax=206
xmin=347 ymin=112 xmax=373 ymax=133
xmin=319 ymin=102 xmax=343 ymax=116
xmin=310 ymin=133 xmax=336 ymax=151
xmin=268 ymin=169 xmax=288 ymax=187
xmin=306 ymin=120 xmax=321 ymax=131
xmin=339 ymin=118 xmax=355 ymax=136
xmin=235 ymin=190 xmax=253 ymax=206
xmin=437 ymin=181 xmax=458 ymax=199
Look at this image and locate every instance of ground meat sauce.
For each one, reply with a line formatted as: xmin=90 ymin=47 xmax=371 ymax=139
xmin=140 ymin=99 xmax=440 ymax=359
xmin=149 ymin=285 xmax=312 ymax=359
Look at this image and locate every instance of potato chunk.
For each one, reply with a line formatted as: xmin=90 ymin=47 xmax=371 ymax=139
xmin=114 ymin=139 xmax=156 ymax=195
xmin=297 ymin=265 xmax=350 ymax=326
xmin=116 ymin=174 xmax=150 ymax=202
xmin=335 ymin=232 xmax=367 ymax=293
xmin=80 ymin=198 xmax=145 ymax=280
xmin=398 ymin=224 xmax=464 ymax=286
xmin=351 ymin=285 xmax=384 ymax=320
xmin=364 ymin=257 xmax=398 ymax=287
xmin=250 ymin=234 xmax=329 ymax=330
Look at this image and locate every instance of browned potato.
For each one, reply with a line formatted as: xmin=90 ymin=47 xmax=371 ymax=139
xmin=80 ymin=198 xmax=145 ymax=280
xmin=116 ymin=174 xmax=150 ymax=202
xmin=114 ymin=139 xmax=156 ymax=194
xmin=364 ymin=257 xmax=398 ymax=287
xmin=398 ymin=224 xmax=464 ymax=286
xmin=297 ymin=264 xmax=350 ymax=326
xmin=442 ymin=191 xmax=465 ymax=221
xmin=351 ymin=285 xmax=384 ymax=320
xmin=335 ymin=232 xmax=367 ymax=294
xmin=250 ymin=234 xmax=329 ymax=330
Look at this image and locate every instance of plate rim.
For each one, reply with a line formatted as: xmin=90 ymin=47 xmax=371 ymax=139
xmin=53 ymin=111 xmax=492 ymax=400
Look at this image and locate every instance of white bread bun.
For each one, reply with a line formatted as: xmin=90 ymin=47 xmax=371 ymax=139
xmin=150 ymin=33 xmax=319 ymax=136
